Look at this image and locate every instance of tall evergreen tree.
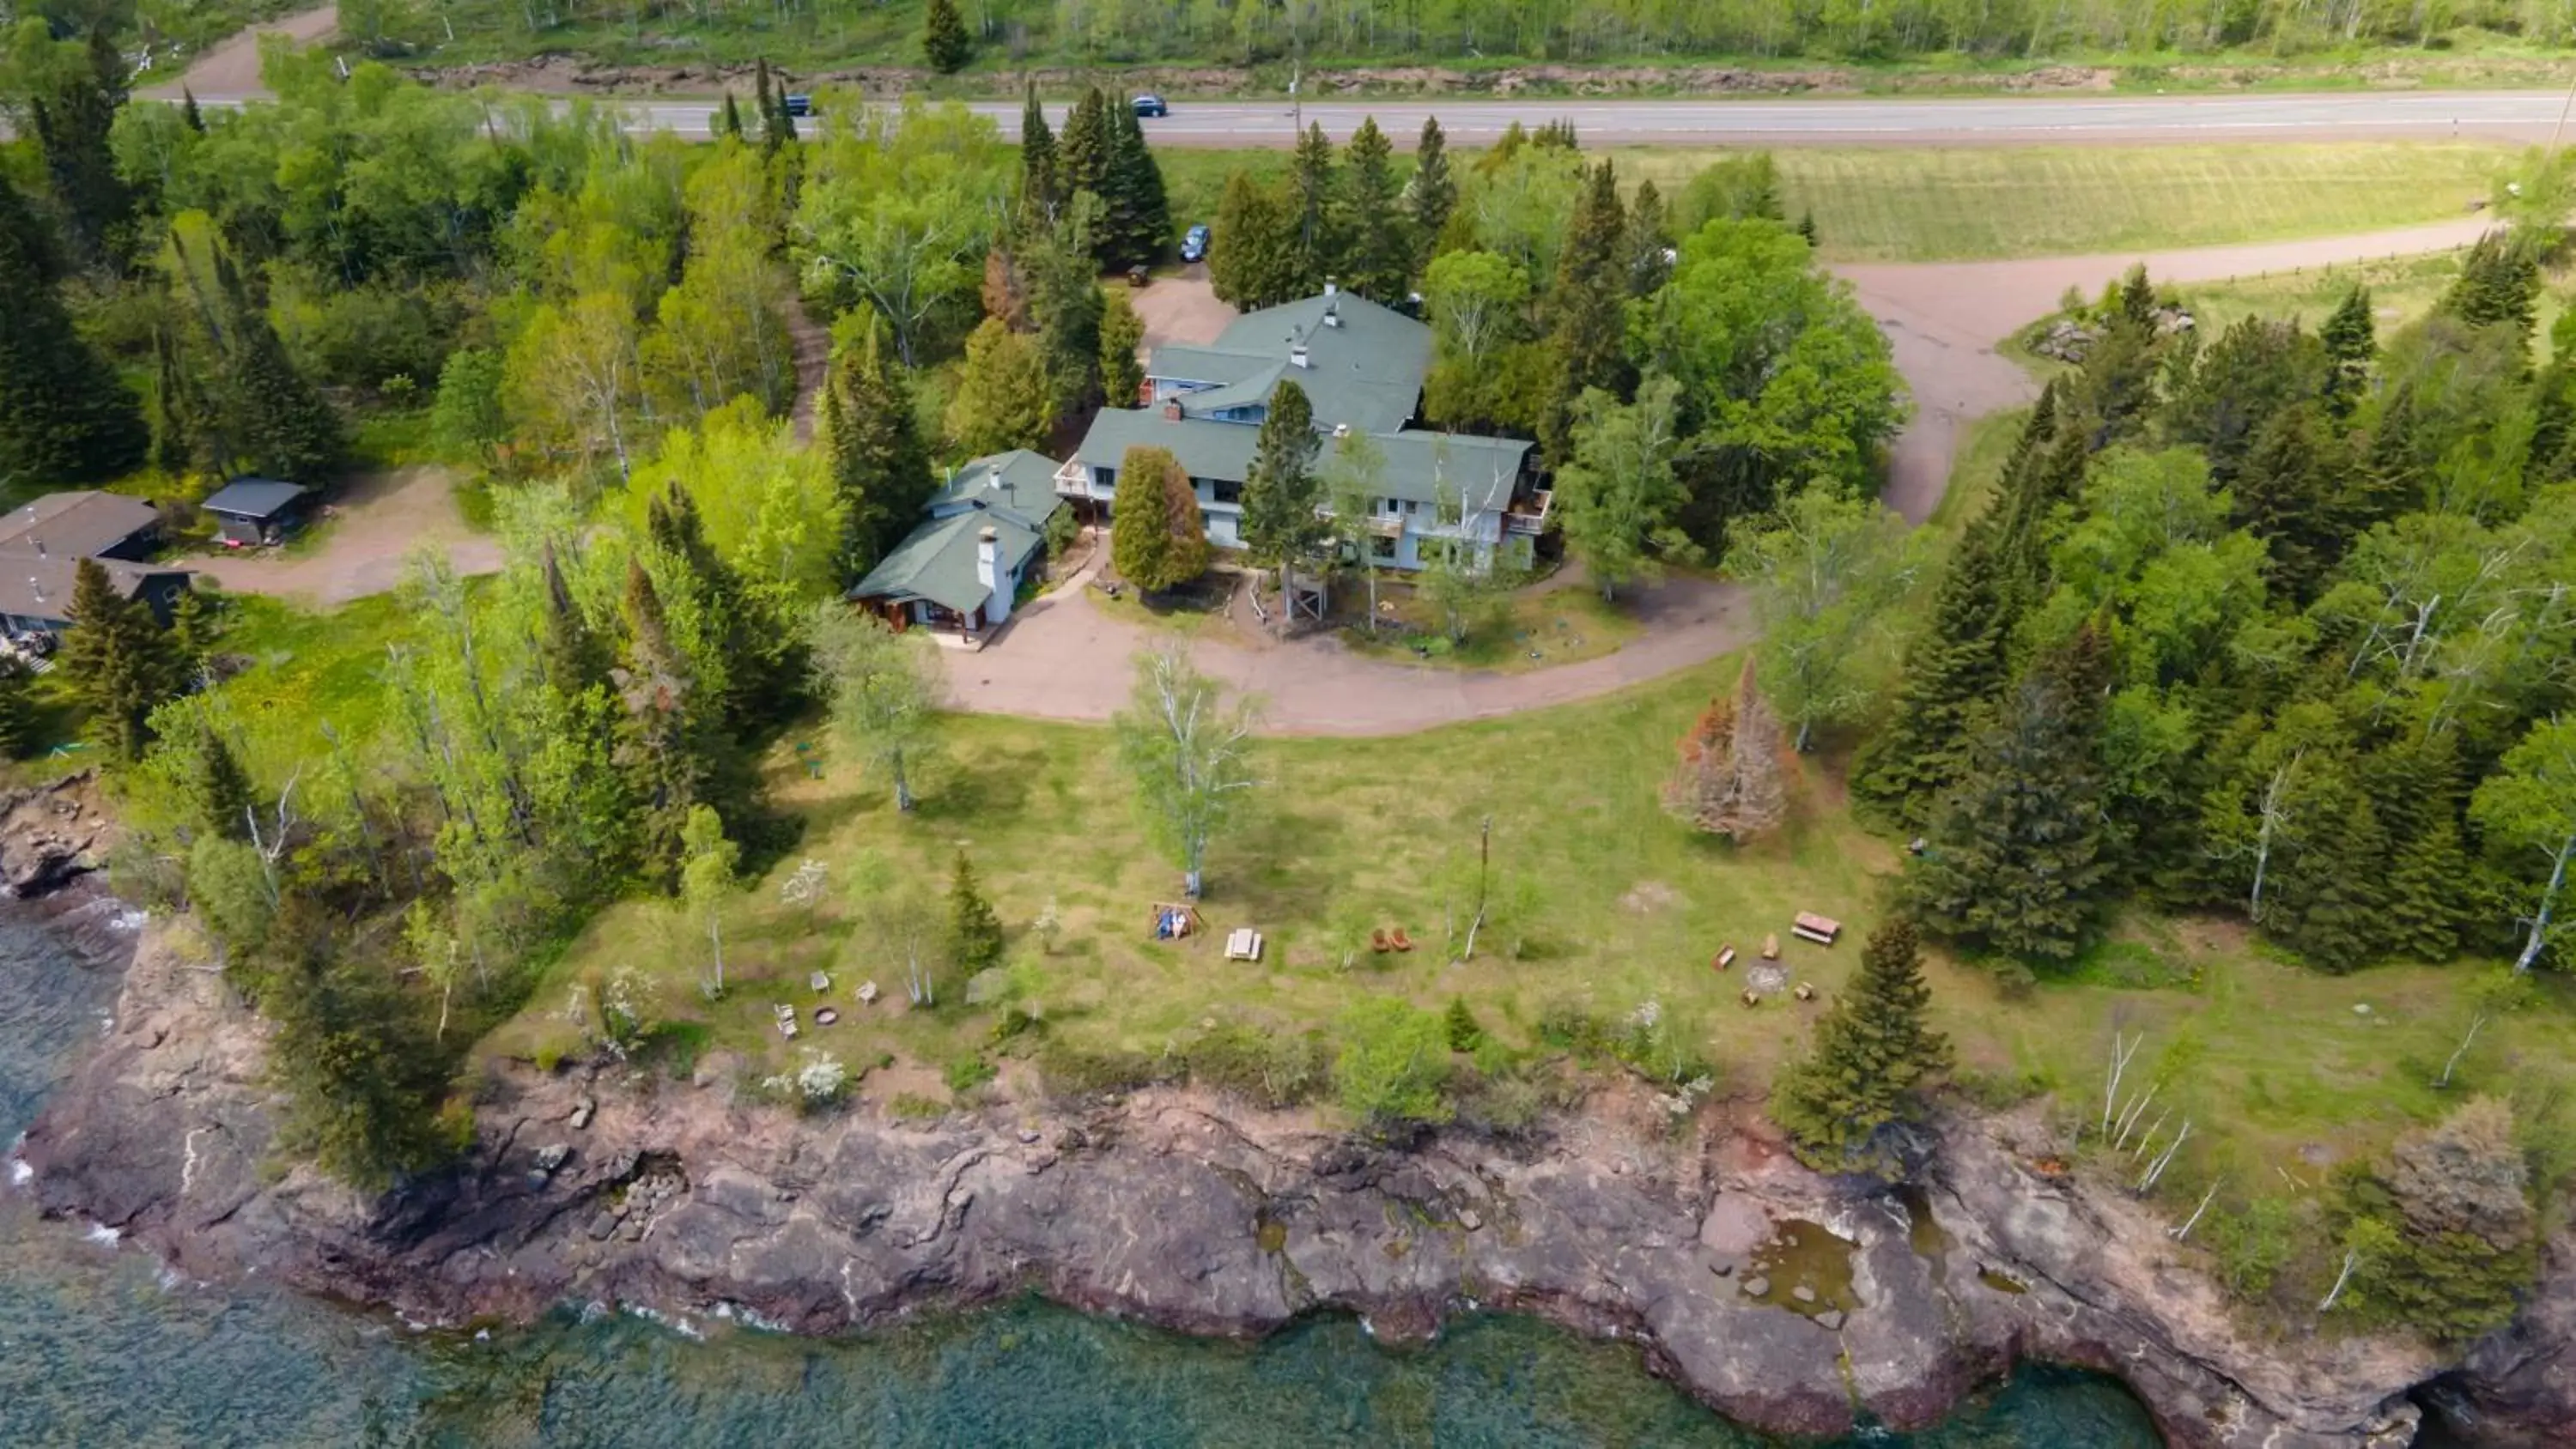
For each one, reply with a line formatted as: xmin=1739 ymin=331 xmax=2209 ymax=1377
xmin=1770 ymin=917 xmax=1950 ymax=1176
xmin=1337 ymin=117 xmax=1406 ymax=300
xmin=1018 ymin=84 xmax=1062 ymax=225
xmin=612 ymin=561 xmax=704 ymax=887
xmin=1410 ymin=117 xmax=1455 ymax=275
xmin=1539 ymin=161 xmax=1630 ymax=461
xmin=0 ymin=180 xmax=146 ymax=484
xmin=1290 ymin=122 xmax=1339 ymax=290
xmin=2441 ymin=231 xmax=2540 ymax=339
xmin=1850 ymin=391 xmax=2061 ymax=826
xmin=948 ymin=849 xmax=1005 ymax=969
xmin=1060 ymin=89 xmax=1114 ymax=203
xmin=218 ymin=258 xmax=343 ymax=482
xmin=923 ymin=0 xmax=974 ymax=73
xmin=2231 ymin=403 xmax=2336 ymax=602
xmin=1903 ymin=626 xmax=2116 ymax=964
xmin=2356 ymin=380 xmax=2422 ymax=530
xmin=718 ymin=93 xmax=744 ymax=140
xmin=1624 ymin=179 xmax=1673 ymax=298
xmin=1099 ymin=102 xmax=1170 ymax=270
xmin=24 ymin=27 xmax=133 ymax=268
xmin=170 ymin=707 xmax=256 ymax=842
xmin=1207 ymin=172 xmax=1300 ymax=310
xmin=1098 ymin=288 xmax=1145 ymax=407
xmin=537 ymin=538 xmax=611 ymax=697
xmin=2371 ymin=737 xmax=2468 ymax=961
xmin=1239 ymin=379 xmax=1326 ymax=621
xmin=180 ymin=87 xmax=206 ymax=134
xmin=823 ymin=319 xmax=933 ymax=578
xmin=57 ymin=559 xmax=180 ymax=762
xmin=0 ymin=660 xmax=34 ymax=761
xmin=2321 ymin=283 xmax=2376 ymax=419
xmin=2268 ymin=785 xmax=2392 ymax=973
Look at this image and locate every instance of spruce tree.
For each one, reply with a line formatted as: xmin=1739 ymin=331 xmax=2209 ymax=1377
xmin=2441 ymin=231 xmax=2540 ymax=339
xmin=203 ymin=249 xmax=340 ymax=482
xmin=824 ymin=319 xmax=933 ymax=578
xmin=2371 ymin=737 xmax=2468 ymax=961
xmin=1208 ymin=172 xmax=1299 ymax=310
xmin=58 ymin=558 xmax=180 ymax=762
xmin=1099 ymin=288 xmax=1145 ymax=406
xmin=1661 ymin=659 xmax=1787 ymax=841
xmin=1060 ymin=89 xmax=1113 ymax=203
xmin=1410 ymin=117 xmax=1455 ymax=275
xmin=1291 ymin=122 xmax=1339 ymax=290
xmin=2355 ymin=380 xmax=2422 ymax=530
xmin=2321 ymin=283 xmax=2375 ymax=419
xmin=1336 ymin=117 xmax=1406 ymax=300
xmin=719 ymin=93 xmax=744 ymax=141
xmin=1770 ymin=917 xmax=1950 ymax=1176
xmin=173 ymin=709 xmax=255 ymax=842
xmin=613 ymin=561 xmax=703 ymax=887
xmin=1850 ymin=392 xmax=2060 ymax=827
xmin=1903 ymin=626 xmax=2115 ymax=964
xmin=0 ymin=180 xmax=147 ymax=484
xmin=1539 ymin=161 xmax=1630 ymax=462
xmin=26 ymin=27 xmax=133 ymax=269
xmin=1239 ymin=379 xmax=1326 ymax=618
xmin=180 ymin=87 xmax=206 ymax=134
xmin=538 ymin=538 xmax=611 ymax=697
xmin=1624 ymin=179 xmax=1672 ymax=298
xmin=923 ymin=0 xmax=973 ymax=74
xmin=2269 ymin=788 xmax=2392 ymax=973
xmin=1100 ymin=103 xmax=1170 ymax=270
xmin=1018 ymin=84 xmax=1061 ymax=225
xmin=2232 ymin=404 xmax=2335 ymax=602
xmin=0 ymin=660 xmax=33 ymax=761
xmin=949 ymin=850 xmax=1005 ymax=970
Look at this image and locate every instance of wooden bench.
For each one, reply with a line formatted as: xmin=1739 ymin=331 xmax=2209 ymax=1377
xmin=1792 ymin=912 xmax=1843 ymax=946
xmin=1713 ymin=945 xmax=1737 ymax=971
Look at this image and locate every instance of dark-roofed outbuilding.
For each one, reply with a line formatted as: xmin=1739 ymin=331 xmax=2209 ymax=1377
xmin=0 ymin=491 xmax=162 ymax=562
xmin=203 ymin=478 xmax=314 ymax=547
xmin=0 ymin=556 xmax=191 ymax=635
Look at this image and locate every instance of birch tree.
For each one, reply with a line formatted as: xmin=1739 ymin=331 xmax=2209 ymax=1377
xmin=679 ymin=804 xmax=739 ymax=997
xmin=2472 ymin=713 xmax=2576 ymax=973
xmin=1722 ymin=487 xmax=1918 ymax=751
xmin=1115 ymin=645 xmax=1260 ymax=898
xmin=806 ymin=603 xmax=942 ymax=812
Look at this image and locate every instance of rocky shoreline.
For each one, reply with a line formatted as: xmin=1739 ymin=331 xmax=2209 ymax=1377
xmin=4 ymin=854 xmax=2573 ymax=1444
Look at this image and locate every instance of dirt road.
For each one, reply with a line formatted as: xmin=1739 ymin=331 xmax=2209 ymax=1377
xmin=1838 ymin=215 xmax=2492 ymax=521
xmin=141 ymin=5 xmax=337 ymax=101
xmin=191 ymin=465 xmax=501 ymax=606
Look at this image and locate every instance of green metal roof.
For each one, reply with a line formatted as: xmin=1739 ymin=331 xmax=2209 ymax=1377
xmin=1205 ymin=291 xmax=1432 ymax=436
xmin=1072 ymin=410 xmax=1261 ymax=486
xmin=928 ymin=450 xmax=1065 ymax=520
xmin=847 ymin=506 xmax=1043 ymax=615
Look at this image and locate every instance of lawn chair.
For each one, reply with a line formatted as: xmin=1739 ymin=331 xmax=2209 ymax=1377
xmin=1713 ymin=945 xmax=1737 ymax=972
xmin=1390 ymin=927 xmax=1414 ymax=953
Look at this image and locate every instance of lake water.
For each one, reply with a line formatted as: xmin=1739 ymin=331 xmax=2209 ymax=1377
xmin=0 ymin=913 xmax=2164 ymax=1447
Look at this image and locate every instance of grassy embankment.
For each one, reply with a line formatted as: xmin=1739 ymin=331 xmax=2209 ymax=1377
xmin=354 ymin=6 xmax=2576 ymax=98
xmin=1157 ymin=142 xmax=2513 ymax=265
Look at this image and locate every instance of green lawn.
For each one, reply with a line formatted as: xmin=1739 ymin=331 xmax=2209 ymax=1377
xmin=1164 ymin=142 xmax=2512 ymax=266
xmin=1636 ymin=143 xmax=2512 ymax=264
xmin=491 ymin=653 xmax=2576 ymax=1211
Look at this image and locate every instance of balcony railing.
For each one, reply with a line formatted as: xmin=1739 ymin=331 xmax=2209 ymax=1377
xmin=1503 ymin=488 xmax=1553 ymax=537
xmin=1053 ymin=458 xmax=1091 ymax=495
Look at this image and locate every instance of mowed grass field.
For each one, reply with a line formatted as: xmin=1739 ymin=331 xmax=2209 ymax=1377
xmin=490 ymin=648 xmax=2576 ymax=1201
xmin=1166 ymin=142 xmax=2513 ymax=265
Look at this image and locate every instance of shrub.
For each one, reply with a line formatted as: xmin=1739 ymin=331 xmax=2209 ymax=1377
xmin=1186 ymin=1022 xmax=1327 ymax=1108
xmin=1037 ymin=1039 xmax=1172 ymax=1097
xmin=944 ymin=1052 xmax=998 ymax=1094
xmin=1334 ymin=997 xmax=1455 ymax=1127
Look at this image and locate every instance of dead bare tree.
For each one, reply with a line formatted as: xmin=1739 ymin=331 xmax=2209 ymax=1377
xmin=2136 ymin=1119 xmax=2191 ymax=1194
xmin=2170 ymin=1179 xmax=2224 ymax=1241
xmin=2101 ymin=1028 xmax=2146 ymax=1139
xmin=2318 ymin=1248 xmax=2363 ymax=1313
xmin=2437 ymin=1012 xmax=2488 ymax=1089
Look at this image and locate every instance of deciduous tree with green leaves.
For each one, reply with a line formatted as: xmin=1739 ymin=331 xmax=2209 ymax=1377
xmin=805 ymin=602 xmax=941 ymax=813
xmin=1552 ymin=375 xmax=1692 ymax=602
xmin=2472 ymin=713 xmax=2576 ymax=973
xmin=1334 ymin=996 xmax=1453 ymax=1128
xmin=1116 ymin=644 xmax=1258 ymax=899
xmin=1725 ymin=488 xmax=1918 ymax=753
xmin=678 ymin=803 xmax=740 ymax=997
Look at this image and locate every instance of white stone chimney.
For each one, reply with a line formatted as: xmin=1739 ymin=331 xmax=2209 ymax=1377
xmin=976 ymin=526 xmax=1009 ymax=626
xmin=1289 ymin=342 xmax=1309 ymax=369
xmin=1322 ymin=279 xmax=1338 ymax=297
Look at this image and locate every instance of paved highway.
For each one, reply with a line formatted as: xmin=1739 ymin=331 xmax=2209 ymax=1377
xmin=578 ymin=91 xmax=2576 ymax=147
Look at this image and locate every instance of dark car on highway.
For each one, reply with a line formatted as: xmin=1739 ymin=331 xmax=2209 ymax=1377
xmin=1180 ymin=224 xmax=1210 ymax=263
xmin=1132 ymin=94 xmax=1168 ymax=118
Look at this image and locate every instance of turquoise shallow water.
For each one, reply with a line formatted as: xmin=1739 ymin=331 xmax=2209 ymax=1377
xmin=0 ymin=916 xmax=2164 ymax=1447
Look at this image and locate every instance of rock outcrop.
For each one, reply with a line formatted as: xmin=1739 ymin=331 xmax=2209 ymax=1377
xmin=14 ymin=922 xmax=2573 ymax=1448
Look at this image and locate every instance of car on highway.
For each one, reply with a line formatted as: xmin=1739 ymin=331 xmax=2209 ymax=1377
xmin=1132 ymin=94 xmax=1168 ymax=118
xmin=784 ymin=94 xmax=813 ymax=118
xmin=1179 ymin=223 xmax=1210 ymax=263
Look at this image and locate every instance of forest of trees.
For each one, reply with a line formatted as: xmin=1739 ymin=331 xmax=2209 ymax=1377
xmin=1832 ymin=251 xmax=2576 ymax=990
xmin=336 ymin=0 xmax=2576 ymax=70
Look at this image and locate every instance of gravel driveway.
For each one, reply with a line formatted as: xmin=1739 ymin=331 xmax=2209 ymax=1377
xmin=191 ymin=466 xmax=502 ymax=607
